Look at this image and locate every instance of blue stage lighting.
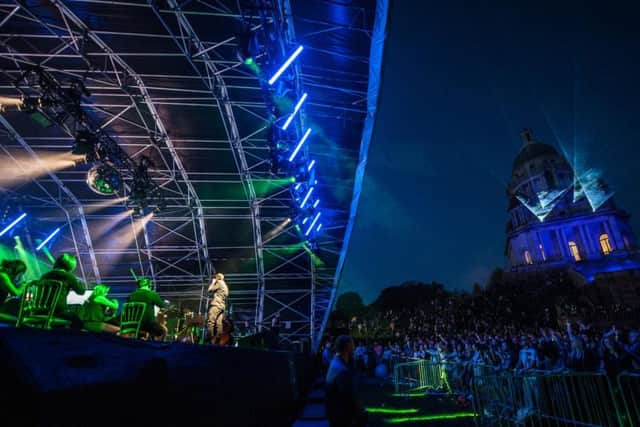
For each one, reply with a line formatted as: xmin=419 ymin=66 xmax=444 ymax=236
xmin=268 ymin=45 xmax=304 ymax=86
xmin=307 ymin=160 xmax=316 ymax=171
xmin=313 ymin=199 xmax=320 ymax=208
xmin=294 ymin=183 xmax=302 ymax=191
xmin=305 ymin=212 xmax=321 ymax=236
xmin=302 ymin=217 xmax=309 ymax=225
xmin=282 ymin=93 xmax=307 ymax=130
xmin=300 ymin=186 xmax=314 ymax=208
xmin=0 ymin=213 xmax=27 ymax=237
xmin=37 ymin=227 xmax=61 ymax=251
xmin=288 ymin=128 xmax=312 ymax=162
xmin=316 ymin=223 xmax=322 ymax=232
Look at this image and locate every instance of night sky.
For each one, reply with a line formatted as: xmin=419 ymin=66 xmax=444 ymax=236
xmin=341 ymin=1 xmax=640 ymax=303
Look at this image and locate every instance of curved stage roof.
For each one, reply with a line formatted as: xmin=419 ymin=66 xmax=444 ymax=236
xmin=0 ymin=0 xmax=388 ymax=348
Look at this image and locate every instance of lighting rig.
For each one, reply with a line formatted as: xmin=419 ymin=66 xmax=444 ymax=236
xmin=10 ymin=66 xmax=164 ymax=215
xmin=236 ymin=2 xmax=323 ymax=247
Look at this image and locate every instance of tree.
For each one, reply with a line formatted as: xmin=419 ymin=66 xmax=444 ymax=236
xmin=486 ymin=268 xmax=504 ymax=292
xmin=472 ymin=282 xmax=483 ymax=296
xmin=335 ymin=291 xmax=366 ymax=318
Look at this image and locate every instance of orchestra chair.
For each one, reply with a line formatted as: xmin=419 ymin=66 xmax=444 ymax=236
xmin=16 ymin=280 xmax=71 ymax=329
xmin=118 ymin=302 xmax=146 ymax=339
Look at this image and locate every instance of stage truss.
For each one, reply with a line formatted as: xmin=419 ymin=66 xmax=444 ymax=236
xmin=0 ymin=0 xmax=388 ymax=349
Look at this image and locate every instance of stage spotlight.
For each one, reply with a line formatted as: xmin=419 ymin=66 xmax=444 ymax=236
xmin=36 ymin=227 xmax=61 ymax=251
xmin=17 ymin=97 xmax=39 ymax=114
xmin=293 ymin=166 xmax=310 ymax=184
xmin=87 ymin=163 xmax=122 ymax=196
xmin=268 ymin=45 xmax=303 ymax=85
xmin=288 ymin=128 xmax=312 ymax=162
xmin=236 ymin=29 xmax=259 ymax=65
xmin=0 ymin=213 xmax=27 ymax=237
xmin=282 ymin=93 xmax=308 ymax=131
xmin=72 ymin=130 xmax=98 ymax=161
xmin=0 ymin=96 xmax=24 ymax=111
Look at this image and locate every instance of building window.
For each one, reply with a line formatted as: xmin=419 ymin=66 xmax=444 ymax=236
xmin=539 ymin=244 xmax=546 ymax=261
xmin=599 ymin=234 xmax=613 ymax=255
xmin=568 ymin=241 xmax=581 ymax=262
xmin=524 ymin=250 xmax=533 ymax=265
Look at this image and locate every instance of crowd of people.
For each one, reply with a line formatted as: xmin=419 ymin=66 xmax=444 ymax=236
xmin=325 ymin=282 xmax=640 ymax=390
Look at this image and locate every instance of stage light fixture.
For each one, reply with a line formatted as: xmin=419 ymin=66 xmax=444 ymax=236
xmin=268 ymin=45 xmax=304 ymax=85
xmin=282 ymin=93 xmax=307 ymax=130
xmin=307 ymin=160 xmax=316 ymax=171
xmin=288 ymin=128 xmax=312 ymax=162
xmin=87 ymin=163 xmax=122 ymax=196
xmin=36 ymin=227 xmax=61 ymax=251
xmin=0 ymin=213 xmax=27 ymax=237
xmin=300 ymin=186 xmax=314 ymax=209
xmin=72 ymin=130 xmax=98 ymax=161
xmin=236 ymin=30 xmax=259 ymax=65
xmin=305 ymin=212 xmax=321 ymax=236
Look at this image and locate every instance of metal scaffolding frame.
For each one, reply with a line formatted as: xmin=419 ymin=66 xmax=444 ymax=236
xmin=0 ymin=0 xmax=386 ymax=348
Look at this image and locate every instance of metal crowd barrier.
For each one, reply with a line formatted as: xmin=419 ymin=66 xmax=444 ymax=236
xmin=393 ymin=360 xmax=495 ymax=396
xmin=472 ymin=371 xmax=624 ymax=426
xmin=617 ymin=371 xmax=640 ymax=427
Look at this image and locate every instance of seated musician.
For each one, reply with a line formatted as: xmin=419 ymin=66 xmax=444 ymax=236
xmin=127 ymin=277 xmax=168 ymax=341
xmin=40 ymin=253 xmax=86 ymax=328
xmin=0 ymin=259 xmax=27 ymax=318
xmin=80 ymin=284 xmax=119 ymax=334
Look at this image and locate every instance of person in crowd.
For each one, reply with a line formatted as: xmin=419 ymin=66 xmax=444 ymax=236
xmin=207 ymin=272 xmax=228 ymax=343
xmin=80 ymin=284 xmax=119 ymax=334
xmin=0 ymin=259 xmax=27 ymax=318
xmin=127 ymin=277 xmax=167 ymax=340
xmin=40 ymin=253 xmax=86 ymax=328
xmin=322 ymin=341 xmax=333 ymax=373
xmin=325 ymin=335 xmax=367 ymax=427
xmin=624 ymin=329 xmax=640 ymax=369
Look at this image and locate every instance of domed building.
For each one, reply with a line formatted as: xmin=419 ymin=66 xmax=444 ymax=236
xmin=504 ymin=129 xmax=640 ymax=302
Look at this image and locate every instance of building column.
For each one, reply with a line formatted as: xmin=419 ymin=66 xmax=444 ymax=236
xmin=578 ymin=226 xmax=591 ymax=258
xmin=583 ymin=224 xmax=598 ymax=255
xmin=558 ymin=228 xmax=570 ymax=259
xmin=603 ymin=220 xmax=617 ymax=251
xmin=607 ymin=218 xmax=624 ymax=251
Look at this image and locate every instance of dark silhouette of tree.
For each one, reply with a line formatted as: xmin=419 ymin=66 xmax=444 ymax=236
xmin=335 ymin=291 xmax=366 ymax=318
xmin=372 ymin=281 xmax=448 ymax=310
xmin=486 ymin=268 xmax=504 ymax=292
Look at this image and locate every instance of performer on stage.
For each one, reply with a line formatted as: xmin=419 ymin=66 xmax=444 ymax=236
xmin=40 ymin=253 xmax=86 ymax=328
xmin=80 ymin=284 xmax=119 ymax=334
xmin=0 ymin=259 xmax=27 ymax=318
xmin=127 ymin=277 xmax=168 ymax=341
xmin=207 ymin=272 xmax=228 ymax=343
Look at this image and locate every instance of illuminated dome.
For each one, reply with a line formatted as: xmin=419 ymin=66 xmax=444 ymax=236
xmin=513 ymin=141 xmax=563 ymax=171
xmin=505 ymin=128 xmax=636 ymax=272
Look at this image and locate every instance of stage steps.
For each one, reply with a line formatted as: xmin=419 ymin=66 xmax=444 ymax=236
xmin=293 ymin=378 xmax=329 ymax=427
